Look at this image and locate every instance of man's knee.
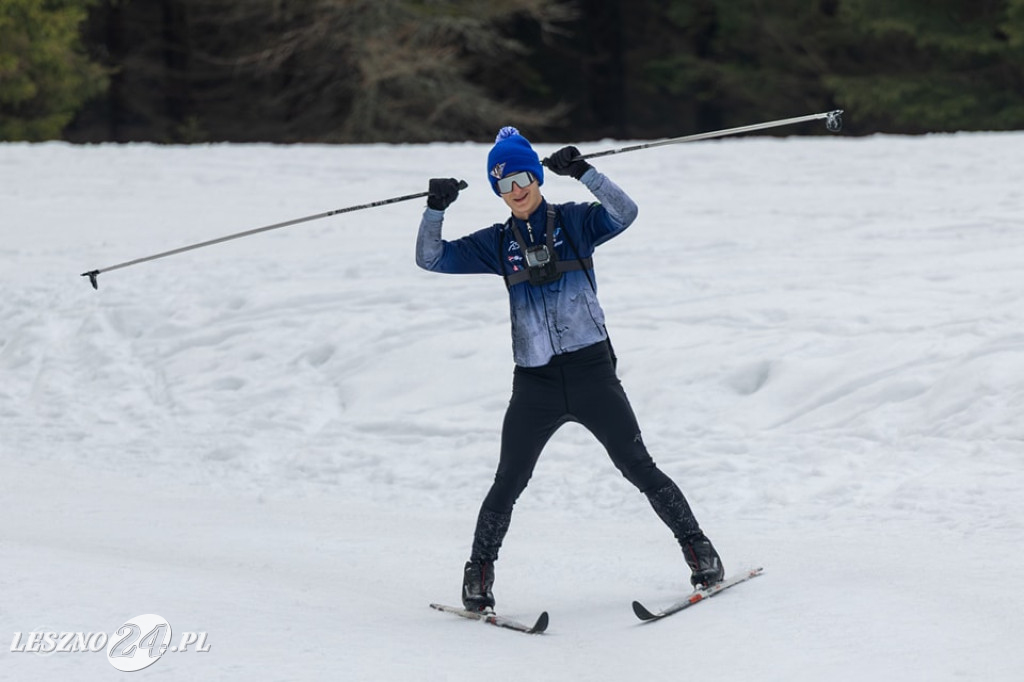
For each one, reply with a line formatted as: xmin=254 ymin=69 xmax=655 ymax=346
xmin=483 ymin=471 xmax=532 ymax=513
xmin=618 ymin=459 xmax=671 ymax=492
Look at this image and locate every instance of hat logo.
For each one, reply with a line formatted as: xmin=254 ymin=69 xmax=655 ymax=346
xmin=490 ymin=162 xmax=506 ymax=180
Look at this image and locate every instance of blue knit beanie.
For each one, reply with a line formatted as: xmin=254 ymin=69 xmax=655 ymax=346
xmin=486 ymin=126 xmax=544 ymax=196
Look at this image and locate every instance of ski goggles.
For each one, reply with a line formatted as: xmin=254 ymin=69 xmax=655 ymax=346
xmin=496 ymin=171 xmax=537 ymax=194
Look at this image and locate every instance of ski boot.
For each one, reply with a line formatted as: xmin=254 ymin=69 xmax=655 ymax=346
xmin=682 ymin=532 xmax=724 ymax=588
xmin=462 ymin=559 xmax=495 ymax=613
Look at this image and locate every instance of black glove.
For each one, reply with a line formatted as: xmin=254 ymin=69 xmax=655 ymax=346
xmin=427 ymin=177 xmax=461 ymax=211
xmin=543 ymin=146 xmax=592 ymax=180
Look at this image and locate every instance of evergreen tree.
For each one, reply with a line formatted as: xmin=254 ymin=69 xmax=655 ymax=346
xmin=70 ymin=0 xmax=575 ymax=143
xmin=601 ymin=0 xmax=1024 ymax=136
xmin=632 ymin=0 xmax=847 ymax=136
xmin=0 ymin=0 xmax=106 ymax=140
xmin=828 ymin=0 xmax=1024 ymax=132
xmin=59 ymin=0 xmax=1024 ymax=142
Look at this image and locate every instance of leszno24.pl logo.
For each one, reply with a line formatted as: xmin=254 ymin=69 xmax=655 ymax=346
xmin=11 ymin=614 xmax=210 ymax=672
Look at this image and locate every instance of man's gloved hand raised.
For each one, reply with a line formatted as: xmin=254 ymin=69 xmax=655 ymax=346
xmin=543 ymin=146 xmax=592 ymax=180
xmin=427 ymin=178 xmax=462 ymax=211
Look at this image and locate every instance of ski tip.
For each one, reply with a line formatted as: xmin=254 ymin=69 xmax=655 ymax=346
xmin=531 ymin=611 xmax=550 ymax=634
xmin=631 ymin=600 xmax=657 ymax=621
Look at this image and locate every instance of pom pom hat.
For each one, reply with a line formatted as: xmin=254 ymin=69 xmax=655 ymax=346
xmin=487 ymin=126 xmax=544 ymax=196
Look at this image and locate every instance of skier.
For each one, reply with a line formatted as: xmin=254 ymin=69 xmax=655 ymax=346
xmin=415 ymin=126 xmax=724 ymax=613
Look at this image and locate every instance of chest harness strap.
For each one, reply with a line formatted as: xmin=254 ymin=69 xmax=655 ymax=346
xmin=503 ymin=206 xmax=593 ymax=288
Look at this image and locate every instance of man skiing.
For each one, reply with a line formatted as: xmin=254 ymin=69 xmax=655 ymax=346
xmin=415 ymin=126 xmax=724 ymax=614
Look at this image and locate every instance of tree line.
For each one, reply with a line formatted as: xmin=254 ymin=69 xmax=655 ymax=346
xmin=2 ymin=0 xmax=1023 ymax=143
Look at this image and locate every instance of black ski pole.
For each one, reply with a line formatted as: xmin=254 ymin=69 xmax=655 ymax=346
xmin=81 ymin=180 xmax=468 ymax=289
xmin=546 ymin=110 xmax=844 ymax=164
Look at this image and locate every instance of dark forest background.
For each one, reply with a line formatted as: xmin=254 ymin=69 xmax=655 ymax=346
xmin=3 ymin=0 xmax=1024 ymax=143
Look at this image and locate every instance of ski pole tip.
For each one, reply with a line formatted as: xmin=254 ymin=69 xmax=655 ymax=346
xmin=81 ymin=270 xmax=100 ymax=290
xmin=826 ymin=110 xmax=844 ymax=132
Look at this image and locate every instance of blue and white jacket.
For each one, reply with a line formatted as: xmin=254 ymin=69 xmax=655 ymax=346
xmin=416 ymin=168 xmax=638 ymax=367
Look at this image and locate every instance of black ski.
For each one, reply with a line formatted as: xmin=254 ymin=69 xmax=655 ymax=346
xmin=429 ymin=603 xmax=549 ymax=634
xmin=632 ymin=567 xmax=764 ymax=622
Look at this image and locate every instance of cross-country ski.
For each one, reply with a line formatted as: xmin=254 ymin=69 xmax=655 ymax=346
xmin=430 ymin=603 xmax=549 ymax=634
xmin=633 ymin=567 xmax=764 ymax=622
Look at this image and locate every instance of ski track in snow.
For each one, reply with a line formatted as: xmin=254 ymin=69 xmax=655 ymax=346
xmin=2 ymin=134 xmax=1023 ymax=681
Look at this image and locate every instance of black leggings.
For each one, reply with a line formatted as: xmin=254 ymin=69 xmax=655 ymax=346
xmin=481 ymin=340 xmax=672 ymax=514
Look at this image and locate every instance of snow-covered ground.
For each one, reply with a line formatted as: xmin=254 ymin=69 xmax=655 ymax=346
xmin=2 ymin=131 xmax=1023 ymax=681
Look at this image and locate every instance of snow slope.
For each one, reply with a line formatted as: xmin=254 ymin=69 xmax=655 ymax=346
xmin=2 ymin=132 xmax=1023 ymax=681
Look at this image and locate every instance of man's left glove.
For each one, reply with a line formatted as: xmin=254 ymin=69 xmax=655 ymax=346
xmin=543 ymin=146 xmax=592 ymax=180
xmin=427 ymin=177 xmax=462 ymax=211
